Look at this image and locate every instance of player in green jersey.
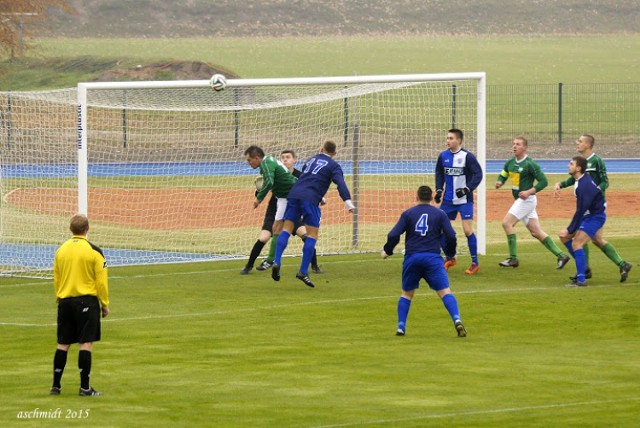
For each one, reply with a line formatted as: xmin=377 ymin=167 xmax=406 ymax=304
xmin=244 ymin=145 xmax=297 ymax=267
xmin=553 ymin=135 xmax=632 ymax=283
xmin=494 ymin=136 xmax=571 ymax=269
xmin=242 ymin=150 xmax=323 ymax=274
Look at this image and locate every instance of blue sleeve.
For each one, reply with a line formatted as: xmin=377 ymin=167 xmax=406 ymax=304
xmin=441 ymin=212 xmax=457 ymax=258
xmin=332 ymin=164 xmax=352 ymax=202
xmin=383 ymin=213 xmax=407 ymax=256
xmin=465 ymin=152 xmax=483 ymax=192
xmin=567 ymin=182 xmax=596 ymax=234
xmin=435 ymin=154 xmax=445 ymax=191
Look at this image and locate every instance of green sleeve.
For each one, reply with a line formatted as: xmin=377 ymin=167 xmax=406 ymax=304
xmin=593 ymin=157 xmax=609 ymax=193
xmin=256 ymin=158 xmax=276 ymax=201
xmin=559 ymin=175 xmax=575 ymax=189
xmin=497 ymin=160 xmax=510 ymax=183
xmin=532 ymin=161 xmax=548 ymax=193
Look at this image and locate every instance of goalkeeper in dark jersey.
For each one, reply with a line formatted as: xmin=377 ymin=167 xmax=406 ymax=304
xmin=554 ymin=134 xmax=631 ymax=283
xmin=241 ymin=150 xmax=322 ymax=275
xmin=271 ymin=140 xmax=355 ymax=288
xmin=244 ymin=145 xmax=296 ymax=271
xmin=495 ymin=136 xmax=571 ymax=269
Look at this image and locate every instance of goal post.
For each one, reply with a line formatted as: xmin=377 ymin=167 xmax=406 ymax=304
xmin=2 ymin=72 xmax=486 ymax=278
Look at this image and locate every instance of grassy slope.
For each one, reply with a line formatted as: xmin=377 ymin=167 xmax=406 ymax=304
xmin=4 ymin=1 xmax=640 ymax=89
xmin=2 ymin=34 xmax=640 ymax=91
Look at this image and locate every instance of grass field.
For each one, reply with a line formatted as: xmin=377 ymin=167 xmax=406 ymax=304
xmin=2 ymin=34 xmax=639 ymax=90
xmin=1 ymin=238 xmax=639 ymax=427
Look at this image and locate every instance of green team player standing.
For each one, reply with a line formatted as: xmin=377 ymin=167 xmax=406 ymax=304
xmin=554 ymin=134 xmax=632 ymax=283
xmin=495 ymin=136 xmax=571 ymax=269
xmin=244 ymin=145 xmax=297 ymax=266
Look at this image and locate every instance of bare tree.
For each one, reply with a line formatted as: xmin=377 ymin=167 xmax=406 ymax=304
xmin=0 ymin=0 xmax=74 ymax=58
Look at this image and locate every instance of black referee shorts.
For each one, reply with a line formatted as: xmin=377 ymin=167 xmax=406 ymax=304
xmin=57 ymin=295 xmax=101 ymax=345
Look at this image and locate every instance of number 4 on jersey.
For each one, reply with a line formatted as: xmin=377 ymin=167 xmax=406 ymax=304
xmin=415 ymin=214 xmax=429 ymax=236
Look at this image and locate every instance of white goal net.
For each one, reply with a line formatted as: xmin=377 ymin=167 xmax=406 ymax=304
xmin=1 ymin=73 xmax=485 ymax=278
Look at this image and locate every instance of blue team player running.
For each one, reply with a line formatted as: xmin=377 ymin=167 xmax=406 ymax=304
xmin=381 ymin=185 xmax=467 ymax=337
xmin=271 ymin=140 xmax=355 ymax=288
xmin=434 ymin=128 xmax=483 ymax=274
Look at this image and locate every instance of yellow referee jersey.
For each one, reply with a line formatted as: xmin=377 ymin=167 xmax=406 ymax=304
xmin=53 ymin=235 xmax=109 ymax=307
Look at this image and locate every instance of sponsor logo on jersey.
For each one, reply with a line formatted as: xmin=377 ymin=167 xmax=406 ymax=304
xmin=445 ymin=167 xmax=464 ymax=176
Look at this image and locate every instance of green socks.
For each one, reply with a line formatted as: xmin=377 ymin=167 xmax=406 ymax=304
xmin=542 ymin=236 xmax=565 ymax=257
xmin=266 ymin=233 xmax=279 ymax=263
xmin=600 ymin=242 xmax=624 ymax=266
xmin=507 ymin=234 xmax=517 ymax=259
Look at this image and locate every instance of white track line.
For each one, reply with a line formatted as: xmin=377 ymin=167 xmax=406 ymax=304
xmin=0 ymin=282 xmax=615 ymax=328
xmin=309 ymin=397 xmax=640 ymax=428
xmin=0 ymin=257 xmax=628 ymax=327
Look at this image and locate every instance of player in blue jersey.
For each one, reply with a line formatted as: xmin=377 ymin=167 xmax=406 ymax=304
xmin=271 ymin=140 xmax=355 ymax=288
xmin=434 ymin=129 xmax=483 ymax=275
xmin=381 ymin=185 xmax=467 ymax=337
xmin=557 ymin=156 xmax=630 ymax=286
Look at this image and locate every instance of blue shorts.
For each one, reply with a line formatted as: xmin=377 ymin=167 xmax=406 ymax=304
xmin=440 ymin=200 xmax=474 ymax=221
xmin=401 ymin=253 xmax=450 ymax=292
xmin=578 ymin=212 xmax=606 ymax=238
xmin=284 ymin=198 xmax=322 ymax=228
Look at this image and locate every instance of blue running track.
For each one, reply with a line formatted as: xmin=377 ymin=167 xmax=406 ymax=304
xmin=2 ymin=159 xmax=638 ymax=271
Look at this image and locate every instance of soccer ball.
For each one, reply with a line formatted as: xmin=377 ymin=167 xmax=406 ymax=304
xmin=254 ymin=175 xmax=264 ymax=191
xmin=209 ymin=74 xmax=227 ymax=91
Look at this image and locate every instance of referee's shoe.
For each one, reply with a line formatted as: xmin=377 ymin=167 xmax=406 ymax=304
xmin=79 ymin=387 xmax=101 ymax=396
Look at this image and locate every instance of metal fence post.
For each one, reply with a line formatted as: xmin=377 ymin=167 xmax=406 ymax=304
xmin=558 ymin=82 xmax=563 ymax=144
xmin=452 ymin=84 xmax=457 ymax=128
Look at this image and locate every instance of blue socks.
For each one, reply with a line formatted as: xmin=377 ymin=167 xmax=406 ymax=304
xmin=273 ymin=230 xmax=291 ymax=266
xmin=563 ymin=240 xmax=576 ymax=258
xmin=442 ymin=294 xmax=461 ymax=322
xmin=574 ymin=248 xmax=586 ymax=282
xmin=468 ymin=233 xmax=478 ymax=264
xmin=299 ymin=236 xmax=316 ymax=275
xmin=397 ymin=297 xmax=411 ymax=331
xmin=398 ymin=294 xmax=462 ymax=333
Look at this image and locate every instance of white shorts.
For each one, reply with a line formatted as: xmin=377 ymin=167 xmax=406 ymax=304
xmin=508 ymin=196 xmax=538 ymax=226
xmin=275 ymin=197 xmax=288 ymax=221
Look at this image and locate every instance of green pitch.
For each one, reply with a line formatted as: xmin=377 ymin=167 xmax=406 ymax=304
xmin=1 ymin=240 xmax=638 ymax=427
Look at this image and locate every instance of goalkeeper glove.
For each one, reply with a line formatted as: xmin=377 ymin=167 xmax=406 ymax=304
xmin=434 ymin=189 xmax=443 ymax=204
xmin=455 ymin=187 xmax=471 ymax=198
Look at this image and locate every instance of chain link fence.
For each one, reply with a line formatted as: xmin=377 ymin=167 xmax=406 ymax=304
xmin=487 ymin=82 xmax=640 ymax=160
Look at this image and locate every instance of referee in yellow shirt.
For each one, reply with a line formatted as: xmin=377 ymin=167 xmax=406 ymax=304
xmin=50 ymin=214 xmax=109 ymax=397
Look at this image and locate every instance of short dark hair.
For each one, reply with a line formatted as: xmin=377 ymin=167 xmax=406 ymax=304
xmin=581 ymin=134 xmax=595 ymax=148
xmin=280 ymin=149 xmax=296 ymax=158
xmin=70 ymin=214 xmax=89 ymax=235
xmin=448 ymin=128 xmax=464 ymax=140
xmin=244 ymin=145 xmax=265 ymax=158
xmin=417 ymin=185 xmax=433 ymax=202
xmin=323 ymin=140 xmax=337 ymax=155
xmin=573 ymin=155 xmax=588 ymax=173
